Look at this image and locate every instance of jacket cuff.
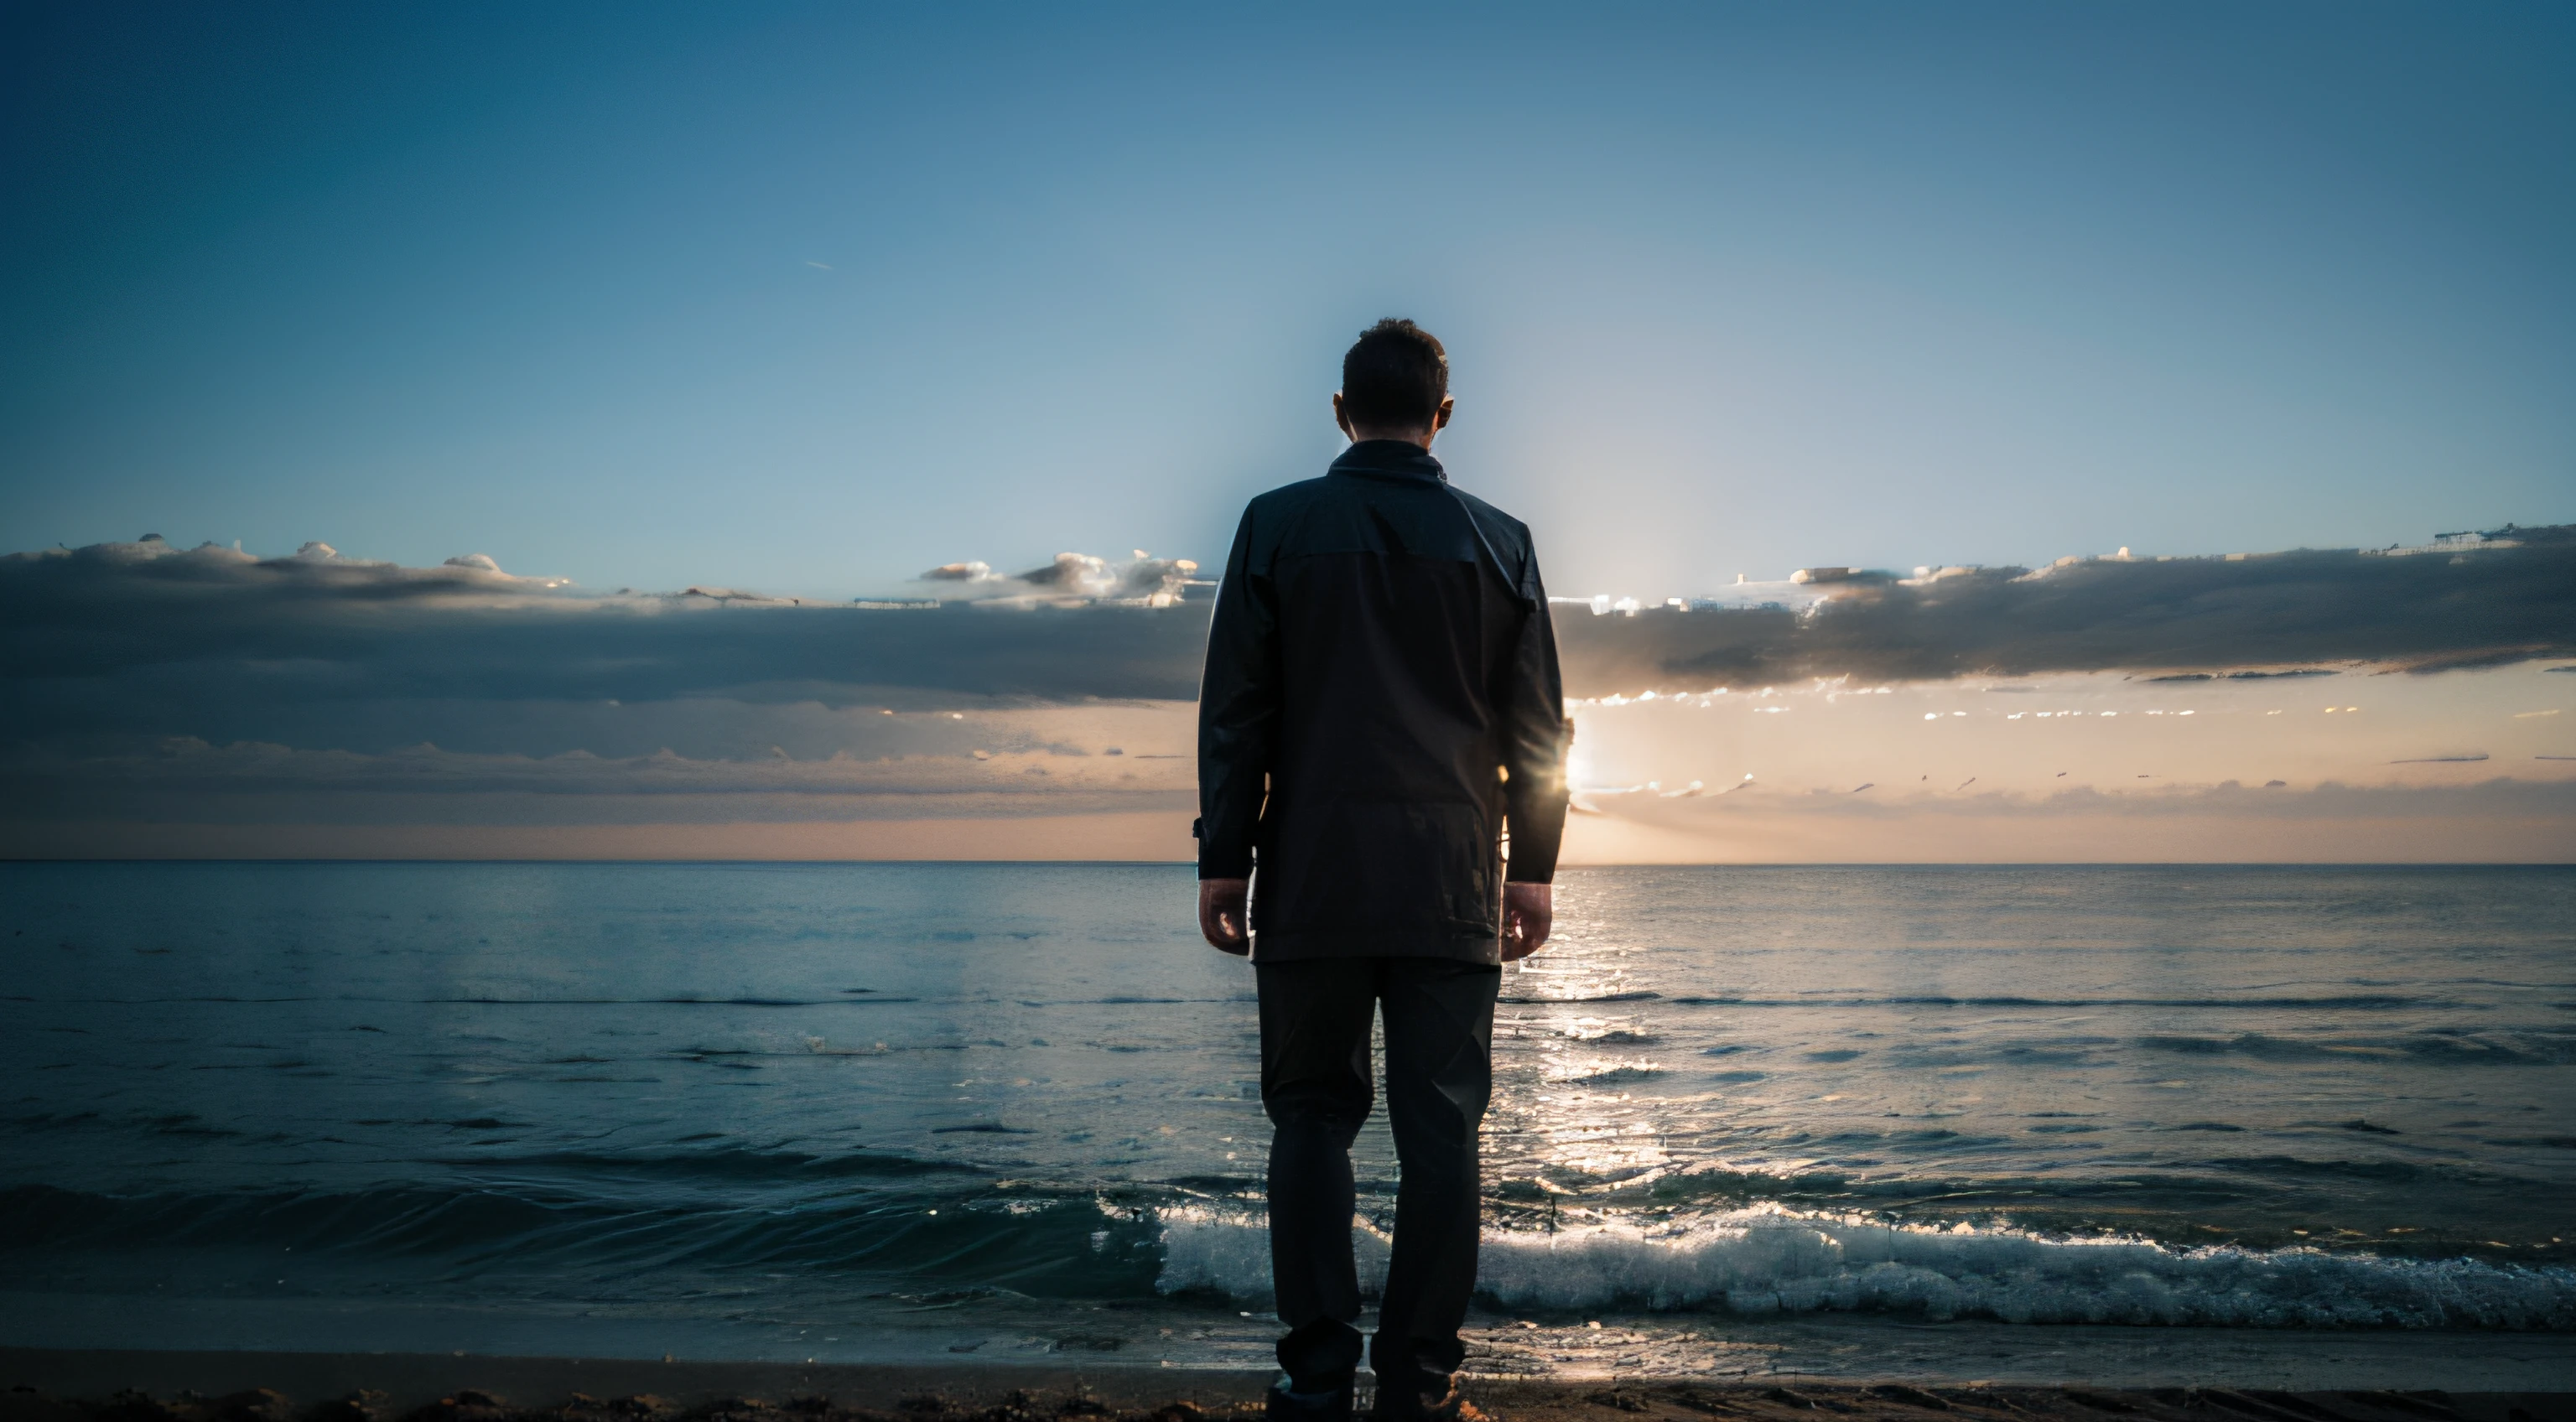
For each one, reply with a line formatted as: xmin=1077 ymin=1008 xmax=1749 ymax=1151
xmin=1504 ymin=802 xmax=1566 ymax=884
xmin=1195 ymin=821 xmax=1254 ymax=880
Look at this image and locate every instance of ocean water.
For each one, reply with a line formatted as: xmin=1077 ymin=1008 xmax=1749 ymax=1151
xmin=3 ymin=862 xmax=2573 ymax=1377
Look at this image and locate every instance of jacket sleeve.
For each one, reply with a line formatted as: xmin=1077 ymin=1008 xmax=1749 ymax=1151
xmin=1501 ymin=554 xmax=1570 ymax=884
xmin=1196 ymin=506 xmax=1279 ymax=880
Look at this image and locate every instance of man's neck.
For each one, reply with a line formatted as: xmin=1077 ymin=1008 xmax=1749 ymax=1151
xmin=1346 ymin=429 xmax=1435 ymax=450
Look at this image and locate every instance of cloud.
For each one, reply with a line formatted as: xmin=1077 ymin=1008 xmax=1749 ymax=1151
xmin=0 ymin=537 xmax=1213 ymax=856
xmin=1557 ymin=527 xmax=2576 ymax=695
xmin=906 ymin=550 xmax=1203 ymax=605
xmin=1 ymin=538 xmax=1214 ymax=756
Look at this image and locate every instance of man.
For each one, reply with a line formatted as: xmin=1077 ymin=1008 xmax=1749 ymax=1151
xmin=1196 ymin=319 xmax=1569 ymax=1422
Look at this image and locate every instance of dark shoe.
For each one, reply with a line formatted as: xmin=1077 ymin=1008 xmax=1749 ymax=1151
xmin=1266 ymin=1383 xmax=1354 ymax=1422
xmin=1372 ymin=1386 xmax=1490 ymax=1422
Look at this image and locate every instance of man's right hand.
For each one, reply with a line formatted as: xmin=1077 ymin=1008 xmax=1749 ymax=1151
xmin=1199 ymin=878 xmax=1250 ymax=954
xmin=1502 ymin=882 xmax=1554 ymax=961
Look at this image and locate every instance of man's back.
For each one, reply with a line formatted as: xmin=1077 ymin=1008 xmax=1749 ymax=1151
xmin=1196 ymin=319 xmax=1561 ymax=1422
xmin=1197 ymin=439 xmax=1567 ymax=960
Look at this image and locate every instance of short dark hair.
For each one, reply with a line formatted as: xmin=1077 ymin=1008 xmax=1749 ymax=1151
xmin=1340 ymin=318 xmax=1448 ymax=431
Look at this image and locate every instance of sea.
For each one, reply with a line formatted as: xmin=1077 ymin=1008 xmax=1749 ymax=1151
xmin=3 ymin=863 xmax=2573 ymax=1385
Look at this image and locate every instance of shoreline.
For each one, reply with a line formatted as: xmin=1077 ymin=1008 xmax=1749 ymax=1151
xmin=0 ymin=1348 xmax=2569 ymax=1422
xmin=8 ymin=1311 xmax=2574 ymax=1393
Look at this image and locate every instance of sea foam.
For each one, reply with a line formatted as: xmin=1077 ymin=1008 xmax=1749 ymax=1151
xmin=1155 ymin=1201 xmax=2576 ymax=1329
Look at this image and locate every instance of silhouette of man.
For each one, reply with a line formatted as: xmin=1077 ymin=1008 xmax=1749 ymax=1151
xmin=1197 ymin=319 xmax=1568 ymax=1422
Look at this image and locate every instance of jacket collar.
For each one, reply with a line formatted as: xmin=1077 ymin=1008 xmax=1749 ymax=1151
xmin=1329 ymin=439 xmax=1446 ymax=484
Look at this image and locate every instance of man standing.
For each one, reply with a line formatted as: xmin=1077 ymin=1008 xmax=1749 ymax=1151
xmin=1196 ymin=319 xmax=1569 ymax=1422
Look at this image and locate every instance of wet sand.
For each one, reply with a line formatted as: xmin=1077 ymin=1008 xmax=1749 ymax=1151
xmin=0 ymin=1351 xmax=2566 ymax=1422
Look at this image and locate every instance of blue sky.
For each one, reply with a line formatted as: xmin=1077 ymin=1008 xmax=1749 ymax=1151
xmin=3 ymin=2 xmax=2570 ymax=600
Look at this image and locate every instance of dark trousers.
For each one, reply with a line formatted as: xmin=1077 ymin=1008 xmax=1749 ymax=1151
xmin=1256 ymin=956 xmax=1501 ymax=1400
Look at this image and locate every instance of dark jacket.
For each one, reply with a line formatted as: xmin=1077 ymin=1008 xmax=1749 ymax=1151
xmin=1196 ymin=439 xmax=1569 ymax=964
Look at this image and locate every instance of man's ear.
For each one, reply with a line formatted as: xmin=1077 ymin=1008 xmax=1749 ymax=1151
xmin=1433 ymin=396 xmax=1455 ymax=432
xmin=1332 ymin=392 xmax=1354 ymax=440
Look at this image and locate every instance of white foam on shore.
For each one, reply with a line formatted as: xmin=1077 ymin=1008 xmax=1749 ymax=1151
xmin=1154 ymin=1201 xmax=2576 ymax=1329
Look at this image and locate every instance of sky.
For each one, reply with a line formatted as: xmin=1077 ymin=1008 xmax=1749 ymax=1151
xmin=3 ymin=3 xmax=2572 ymax=862
xmin=4 ymin=2 xmax=2571 ymax=601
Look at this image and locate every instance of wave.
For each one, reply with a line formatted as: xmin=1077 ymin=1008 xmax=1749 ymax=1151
xmin=13 ymin=995 xmax=928 ymax=1007
xmin=1155 ymin=1202 xmax=2576 ymax=1330
xmin=424 ymin=1148 xmax=985 ymax=1180
xmin=2140 ymin=1030 xmax=2576 ymax=1065
xmin=13 ymin=1175 xmax=2572 ymax=1332
xmin=1659 ymin=995 xmax=2441 ymax=1009
xmin=0 ymin=1180 xmax=1164 ymax=1296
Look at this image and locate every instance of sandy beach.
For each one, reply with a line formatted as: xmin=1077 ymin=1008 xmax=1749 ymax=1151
xmin=2 ymin=1349 xmax=2569 ymax=1422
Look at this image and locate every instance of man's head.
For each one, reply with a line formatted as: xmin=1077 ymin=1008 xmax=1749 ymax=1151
xmin=1335 ymin=317 xmax=1454 ymax=448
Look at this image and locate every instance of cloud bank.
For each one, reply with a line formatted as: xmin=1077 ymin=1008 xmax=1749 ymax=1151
xmin=3 ymin=527 xmax=2569 ymax=859
xmin=1557 ymin=527 xmax=2576 ymax=696
xmin=2 ymin=537 xmax=1212 ymax=754
xmin=8 ymin=528 xmax=2566 ymax=746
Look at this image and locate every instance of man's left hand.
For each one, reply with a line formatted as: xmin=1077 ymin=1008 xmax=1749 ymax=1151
xmin=1199 ymin=878 xmax=1251 ymax=954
